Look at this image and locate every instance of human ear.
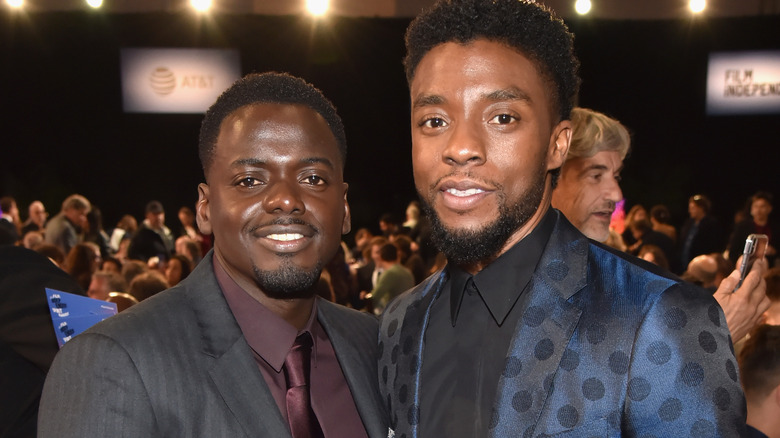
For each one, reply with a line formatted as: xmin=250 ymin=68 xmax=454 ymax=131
xmin=547 ymin=120 xmax=571 ymax=171
xmin=196 ymin=183 xmax=212 ymax=235
xmin=341 ymin=183 xmax=352 ymax=235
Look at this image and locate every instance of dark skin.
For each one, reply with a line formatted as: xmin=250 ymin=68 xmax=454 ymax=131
xmin=410 ymin=40 xmax=570 ymax=274
xmin=196 ymin=103 xmax=351 ymax=329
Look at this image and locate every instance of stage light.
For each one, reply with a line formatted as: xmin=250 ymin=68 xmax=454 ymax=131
xmin=575 ymin=0 xmax=592 ymax=15
xmin=689 ymin=0 xmax=706 ymax=13
xmin=306 ymin=0 xmax=329 ymax=16
xmin=86 ymin=0 xmax=102 ymax=8
xmin=190 ymin=0 xmax=211 ymax=13
xmin=6 ymin=0 xmax=24 ymax=8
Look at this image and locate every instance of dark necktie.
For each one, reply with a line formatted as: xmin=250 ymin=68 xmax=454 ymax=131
xmin=284 ymin=332 xmax=324 ymax=438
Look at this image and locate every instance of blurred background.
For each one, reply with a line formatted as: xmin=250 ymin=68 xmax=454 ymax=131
xmin=1 ymin=0 xmax=779 ymax=239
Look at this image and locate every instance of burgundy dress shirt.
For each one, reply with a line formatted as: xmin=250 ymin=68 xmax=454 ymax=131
xmin=215 ymin=258 xmax=368 ymax=438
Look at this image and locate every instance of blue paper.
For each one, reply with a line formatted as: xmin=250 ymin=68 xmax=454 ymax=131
xmin=46 ymin=288 xmax=118 ymax=348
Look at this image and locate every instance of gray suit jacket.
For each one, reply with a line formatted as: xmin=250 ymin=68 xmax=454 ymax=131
xmin=39 ymin=253 xmax=387 ymax=437
xmin=379 ymin=210 xmax=745 ymax=437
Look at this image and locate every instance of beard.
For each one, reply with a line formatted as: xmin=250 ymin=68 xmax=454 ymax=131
xmin=420 ymin=163 xmax=548 ymax=268
xmin=253 ymin=256 xmax=323 ymax=300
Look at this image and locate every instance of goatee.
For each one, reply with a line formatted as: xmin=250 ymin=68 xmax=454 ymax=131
xmin=253 ymin=257 xmax=323 ymax=300
xmin=420 ymin=165 xmax=547 ymax=268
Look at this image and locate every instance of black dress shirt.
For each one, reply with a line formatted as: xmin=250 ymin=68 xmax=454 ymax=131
xmin=419 ymin=209 xmax=555 ymax=437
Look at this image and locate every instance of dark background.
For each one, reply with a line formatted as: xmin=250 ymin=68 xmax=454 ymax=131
xmin=1 ymin=10 xmax=778 ymax=243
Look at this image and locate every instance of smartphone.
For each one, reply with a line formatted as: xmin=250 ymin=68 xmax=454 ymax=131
xmin=735 ymin=234 xmax=768 ymax=290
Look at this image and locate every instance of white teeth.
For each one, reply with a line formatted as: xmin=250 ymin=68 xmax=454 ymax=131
xmin=446 ymin=188 xmax=484 ymax=197
xmin=267 ymin=233 xmax=304 ymax=241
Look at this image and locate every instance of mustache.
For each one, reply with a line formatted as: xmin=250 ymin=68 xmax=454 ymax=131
xmin=247 ymin=217 xmax=319 ymax=235
xmin=429 ymin=171 xmax=501 ymax=192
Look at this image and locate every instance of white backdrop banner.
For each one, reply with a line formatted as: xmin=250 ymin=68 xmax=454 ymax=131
xmin=121 ymin=48 xmax=241 ymax=113
xmin=707 ymin=50 xmax=780 ymax=115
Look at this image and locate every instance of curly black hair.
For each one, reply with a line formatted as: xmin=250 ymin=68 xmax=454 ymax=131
xmin=404 ymin=0 xmax=580 ymax=122
xmin=198 ymin=72 xmax=346 ymax=175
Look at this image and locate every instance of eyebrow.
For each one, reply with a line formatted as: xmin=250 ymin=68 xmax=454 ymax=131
xmin=412 ymin=94 xmax=445 ymax=109
xmin=484 ymin=87 xmax=531 ymax=103
xmin=230 ymin=156 xmax=335 ymax=169
xmin=412 ymin=86 xmax=531 ymax=110
xmin=581 ymin=163 xmax=624 ymax=175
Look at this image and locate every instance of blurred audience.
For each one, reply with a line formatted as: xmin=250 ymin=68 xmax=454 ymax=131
xmin=45 ymin=194 xmax=91 ymax=255
xmin=679 ymin=194 xmax=723 ymax=272
xmin=87 ymin=270 xmax=128 ymax=301
xmin=728 ymin=191 xmax=776 ymax=267
xmin=63 ymin=242 xmax=101 ymax=291
xmin=0 ymin=196 xmax=21 ymax=246
xmin=127 ymin=200 xmax=175 ymax=262
xmin=165 ymin=254 xmax=193 ymax=287
xmin=128 ymin=271 xmax=169 ymax=302
xmin=637 ymin=244 xmax=670 ymax=271
xmin=649 ymin=204 xmax=677 ymax=243
xmin=21 ymin=200 xmax=47 ymax=237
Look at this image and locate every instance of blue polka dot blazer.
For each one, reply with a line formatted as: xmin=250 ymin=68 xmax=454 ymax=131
xmin=378 ymin=210 xmax=745 ymax=438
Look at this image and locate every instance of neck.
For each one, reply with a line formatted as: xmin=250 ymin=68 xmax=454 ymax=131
xmin=746 ymin=399 xmax=780 ymax=438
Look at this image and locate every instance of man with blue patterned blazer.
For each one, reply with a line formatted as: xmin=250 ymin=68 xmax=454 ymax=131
xmin=378 ymin=0 xmax=747 ymax=436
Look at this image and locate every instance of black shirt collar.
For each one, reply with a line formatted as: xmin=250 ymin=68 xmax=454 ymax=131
xmin=447 ymin=209 xmax=556 ymax=326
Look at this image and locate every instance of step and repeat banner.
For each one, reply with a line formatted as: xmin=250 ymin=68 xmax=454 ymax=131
xmin=121 ymin=48 xmax=241 ymax=113
xmin=707 ymin=50 xmax=780 ymax=116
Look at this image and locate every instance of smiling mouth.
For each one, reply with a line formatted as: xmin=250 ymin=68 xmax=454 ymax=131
xmin=446 ymin=187 xmax=485 ymax=197
xmin=267 ymin=233 xmax=305 ymax=242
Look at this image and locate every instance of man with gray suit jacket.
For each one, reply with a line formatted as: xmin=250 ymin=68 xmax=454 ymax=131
xmin=39 ymin=72 xmax=387 ymax=437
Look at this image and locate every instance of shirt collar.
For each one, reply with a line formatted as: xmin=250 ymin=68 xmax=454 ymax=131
xmin=448 ymin=208 xmax=556 ymax=326
xmin=214 ymin=256 xmax=318 ymax=372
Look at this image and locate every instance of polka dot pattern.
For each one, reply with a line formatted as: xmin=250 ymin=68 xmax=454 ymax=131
xmin=503 ymin=356 xmax=522 ymax=378
xmin=659 ymin=398 xmax=682 ymax=422
xmin=698 ymin=331 xmax=717 ymax=354
xmin=582 ymin=378 xmax=605 ymax=401
xmin=377 ymin=227 xmax=746 ymax=437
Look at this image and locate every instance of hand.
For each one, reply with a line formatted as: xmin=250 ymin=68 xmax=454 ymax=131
xmin=713 ymin=258 xmax=770 ymax=342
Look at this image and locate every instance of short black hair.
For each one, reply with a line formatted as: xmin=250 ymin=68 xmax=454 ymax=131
xmin=198 ymin=72 xmax=347 ymax=175
xmin=404 ymin=0 xmax=580 ymax=122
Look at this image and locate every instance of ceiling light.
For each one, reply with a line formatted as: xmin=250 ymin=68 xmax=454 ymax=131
xmin=575 ymin=0 xmax=592 ymax=15
xmin=690 ymin=0 xmax=706 ymax=13
xmin=190 ymin=0 xmax=211 ymax=13
xmin=307 ymin=0 xmax=329 ymax=16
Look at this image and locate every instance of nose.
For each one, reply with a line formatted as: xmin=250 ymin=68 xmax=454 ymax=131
xmin=441 ymin=120 xmax=486 ymax=167
xmin=604 ymin=176 xmax=623 ymax=204
xmin=263 ymin=179 xmax=305 ymax=215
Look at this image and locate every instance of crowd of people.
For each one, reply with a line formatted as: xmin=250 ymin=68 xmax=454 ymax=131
xmin=2 ymin=0 xmax=780 ymax=437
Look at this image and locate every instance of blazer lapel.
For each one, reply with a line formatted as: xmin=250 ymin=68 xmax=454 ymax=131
xmin=489 ymin=213 xmax=589 ymax=437
xmin=380 ymin=270 xmax=447 ymax=438
xmin=187 ymin=252 xmax=291 ymax=438
xmin=317 ymin=300 xmax=387 ymax=438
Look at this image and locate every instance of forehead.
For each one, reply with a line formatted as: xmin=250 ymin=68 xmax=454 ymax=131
xmin=411 ymin=40 xmax=554 ymax=115
xmin=568 ymin=150 xmax=623 ymax=173
xmin=211 ymin=103 xmax=341 ymax=169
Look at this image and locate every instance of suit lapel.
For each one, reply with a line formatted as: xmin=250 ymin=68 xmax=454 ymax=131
xmin=318 ymin=300 xmax=387 ymax=438
xmin=186 ymin=252 xmax=291 ymax=438
xmin=380 ymin=270 xmax=447 ymax=438
xmin=489 ymin=214 xmax=589 ymax=437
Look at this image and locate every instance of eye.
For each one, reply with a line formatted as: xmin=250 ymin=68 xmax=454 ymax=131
xmin=419 ymin=117 xmax=448 ymax=129
xmin=236 ymin=177 xmax=262 ymax=188
xmin=614 ymin=174 xmax=622 ymax=183
xmin=488 ymin=114 xmax=517 ymax=125
xmin=301 ymin=175 xmax=326 ymax=186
